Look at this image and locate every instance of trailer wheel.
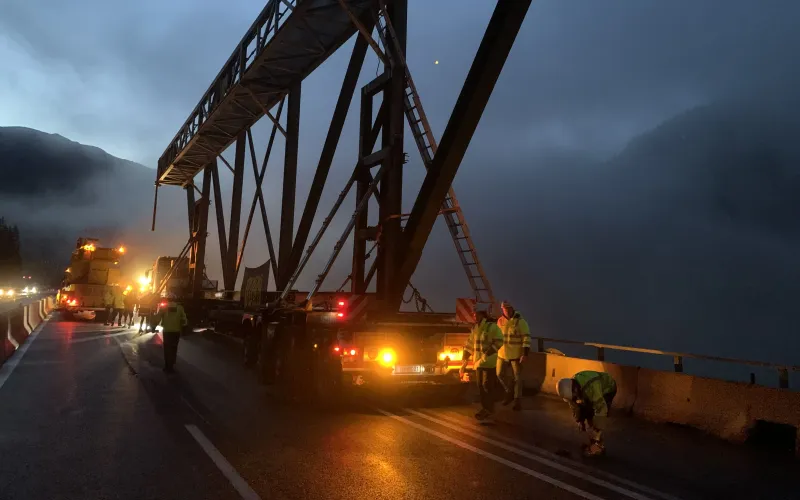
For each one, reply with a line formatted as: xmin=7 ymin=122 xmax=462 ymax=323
xmin=310 ymin=353 xmax=343 ymax=410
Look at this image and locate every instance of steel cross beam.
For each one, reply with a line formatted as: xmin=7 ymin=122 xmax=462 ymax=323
xmin=391 ymin=0 xmax=531 ymax=307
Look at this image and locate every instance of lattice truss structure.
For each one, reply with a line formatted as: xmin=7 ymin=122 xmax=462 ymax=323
xmin=152 ymin=0 xmax=531 ymax=313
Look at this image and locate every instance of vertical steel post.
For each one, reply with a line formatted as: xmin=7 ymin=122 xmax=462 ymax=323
xmin=226 ymin=133 xmax=246 ymax=290
xmin=352 ymin=88 xmax=373 ymax=294
xmin=186 ymin=185 xmax=195 ymax=238
xmin=376 ymin=0 xmax=407 ymax=301
xmin=278 ymin=83 xmax=300 ymax=290
xmin=191 ymin=167 xmax=212 ymax=298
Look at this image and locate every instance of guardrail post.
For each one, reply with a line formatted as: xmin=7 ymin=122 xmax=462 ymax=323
xmin=673 ymin=355 xmax=683 ymax=373
xmin=537 ymin=338 xmax=544 ymax=353
xmin=596 ymin=347 xmax=605 ymax=361
xmin=749 ymin=372 xmax=756 ymax=385
xmin=778 ymin=368 xmax=789 ymax=389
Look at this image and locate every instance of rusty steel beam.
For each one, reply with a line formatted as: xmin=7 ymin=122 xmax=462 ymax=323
xmin=392 ymin=0 xmax=532 ymax=307
xmin=210 ymin=160 xmax=229 ymax=286
xmin=277 ymin=82 xmax=301 ymax=290
xmin=288 ymin=31 xmax=370 ymax=283
xmin=186 ymin=186 xmax=196 ymax=239
xmin=376 ymin=0 xmax=407 ymax=301
xmin=225 ymin=133 xmax=246 ymax=290
xmin=191 ymin=167 xmax=212 ymax=299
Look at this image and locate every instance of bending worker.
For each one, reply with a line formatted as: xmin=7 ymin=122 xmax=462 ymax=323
xmin=460 ymin=309 xmax=504 ymax=421
xmin=496 ymin=300 xmax=531 ymax=411
xmin=556 ymin=370 xmax=618 ymax=457
xmin=153 ymin=296 xmax=188 ymax=373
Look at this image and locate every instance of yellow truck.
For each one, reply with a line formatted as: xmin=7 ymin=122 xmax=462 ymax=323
xmin=58 ymin=237 xmax=126 ymax=321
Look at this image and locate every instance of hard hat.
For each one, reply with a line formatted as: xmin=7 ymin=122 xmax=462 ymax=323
xmin=501 ymin=300 xmax=514 ymax=309
xmin=556 ymin=378 xmax=574 ymax=400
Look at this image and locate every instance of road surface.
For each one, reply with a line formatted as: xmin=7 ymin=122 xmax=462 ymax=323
xmin=0 ymin=315 xmax=795 ymax=500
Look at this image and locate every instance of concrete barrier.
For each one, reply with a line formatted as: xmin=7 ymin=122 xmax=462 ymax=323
xmin=7 ymin=307 xmax=27 ymax=349
xmin=23 ymin=302 xmax=42 ymax=333
xmin=0 ymin=311 xmax=14 ymax=366
xmin=521 ymin=351 xmax=800 ymax=454
xmin=522 ymin=352 xmax=639 ymax=412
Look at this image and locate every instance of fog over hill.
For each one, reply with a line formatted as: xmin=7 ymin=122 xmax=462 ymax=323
xmin=1 ymin=96 xmax=799 ymax=371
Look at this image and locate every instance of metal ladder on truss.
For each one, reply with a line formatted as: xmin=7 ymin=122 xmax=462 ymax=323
xmin=375 ymin=5 xmax=497 ymax=311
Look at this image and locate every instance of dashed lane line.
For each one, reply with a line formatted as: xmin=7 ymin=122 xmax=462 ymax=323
xmin=0 ymin=316 xmax=50 ymax=392
xmin=423 ymin=409 xmax=683 ymax=500
xmin=377 ymin=408 xmax=606 ymax=500
xmin=185 ymin=424 xmax=262 ymax=500
xmin=405 ymin=408 xmax=672 ymax=500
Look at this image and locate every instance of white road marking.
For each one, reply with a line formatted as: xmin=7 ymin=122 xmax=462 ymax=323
xmin=185 ymin=424 xmax=262 ymax=500
xmin=377 ymin=408 xmax=605 ymax=500
xmin=426 ymin=409 xmax=683 ymax=500
xmin=69 ymin=331 xmax=133 ymax=344
xmin=406 ymin=408 xmax=669 ymax=500
xmin=0 ymin=316 xmax=50 ymax=392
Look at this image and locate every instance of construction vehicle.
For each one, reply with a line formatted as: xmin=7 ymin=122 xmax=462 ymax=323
xmin=57 ymin=237 xmax=125 ymax=321
xmin=142 ymin=256 xmax=218 ymax=299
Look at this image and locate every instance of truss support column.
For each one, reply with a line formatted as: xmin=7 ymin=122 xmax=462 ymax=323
xmin=225 ymin=133 xmax=246 ymax=291
xmin=278 ymin=82 xmax=300 ymax=290
xmin=376 ymin=0 xmax=407 ymax=302
xmin=191 ymin=167 xmax=212 ymax=299
xmin=186 ymin=185 xmax=195 ymax=239
xmin=352 ymin=88 xmax=373 ymax=294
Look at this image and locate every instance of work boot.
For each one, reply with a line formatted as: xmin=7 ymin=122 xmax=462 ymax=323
xmin=502 ymin=391 xmax=514 ymax=406
xmin=512 ymin=399 xmax=522 ymax=411
xmin=582 ymin=441 xmax=605 ymax=458
xmin=474 ymin=408 xmax=491 ymax=421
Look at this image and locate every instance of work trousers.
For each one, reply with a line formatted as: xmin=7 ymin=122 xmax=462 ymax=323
xmin=138 ymin=311 xmax=152 ymax=332
xmin=476 ymin=368 xmax=496 ymax=413
xmin=110 ymin=308 xmax=123 ymax=326
xmin=104 ymin=306 xmax=114 ymax=325
xmin=163 ymin=331 xmax=180 ymax=369
xmin=496 ymin=358 xmax=523 ymax=399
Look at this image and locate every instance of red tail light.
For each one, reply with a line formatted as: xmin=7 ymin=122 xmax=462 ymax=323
xmin=349 ymin=348 xmax=357 ymax=356
xmin=336 ymin=312 xmax=344 ymax=318
xmin=159 ymin=301 xmax=167 ymax=308
xmin=337 ymin=300 xmax=345 ymax=307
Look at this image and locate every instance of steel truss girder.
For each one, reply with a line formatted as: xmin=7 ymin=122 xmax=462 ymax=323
xmin=157 ymin=0 xmax=376 ymax=187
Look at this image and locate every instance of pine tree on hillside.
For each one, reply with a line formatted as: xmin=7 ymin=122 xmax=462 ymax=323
xmin=0 ymin=217 xmax=22 ymax=281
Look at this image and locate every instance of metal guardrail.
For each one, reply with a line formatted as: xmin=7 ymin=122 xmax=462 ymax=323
xmin=535 ymin=337 xmax=800 ymax=389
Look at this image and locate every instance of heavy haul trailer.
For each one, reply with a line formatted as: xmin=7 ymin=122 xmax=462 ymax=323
xmin=149 ymin=1 xmax=529 ymax=401
xmin=247 ymin=293 xmax=477 ymax=403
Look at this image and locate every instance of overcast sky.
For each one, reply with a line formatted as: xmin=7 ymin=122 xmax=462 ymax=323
xmin=1 ymin=0 xmax=797 ymax=167
xmin=2 ymin=1 xmax=800 ymax=366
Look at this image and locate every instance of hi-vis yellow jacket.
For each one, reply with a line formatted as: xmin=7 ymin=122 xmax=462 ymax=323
xmin=463 ymin=319 xmax=504 ymax=369
xmin=155 ymin=302 xmax=188 ymax=333
xmin=497 ymin=311 xmax=530 ymax=360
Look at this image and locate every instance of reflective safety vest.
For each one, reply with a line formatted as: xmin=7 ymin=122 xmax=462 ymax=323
xmin=155 ymin=302 xmax=188 ymax=333
xmin=103 ymin=290 xmax=114 ymax=307
xmin=497 ymin=312 xmax=531 ymax=360
xmin=113 ymin=292 xmax=125 ymax=309
xmin=463 ymin=319 xmax=504 ymax=369
xmin=573 ymin=370 xmax=617 ymax=417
